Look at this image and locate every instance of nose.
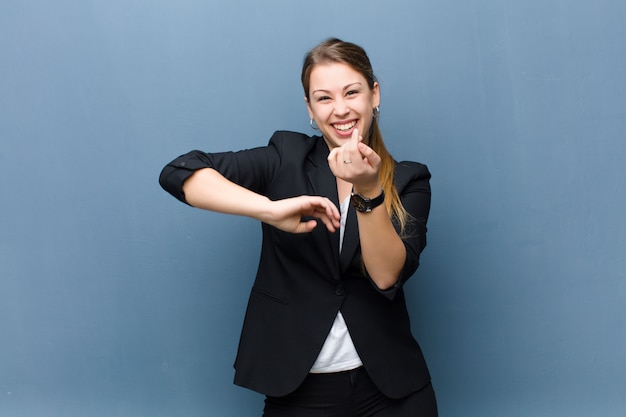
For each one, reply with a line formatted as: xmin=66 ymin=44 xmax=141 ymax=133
xmin=333 ymin=98 xmax=350 ymax=117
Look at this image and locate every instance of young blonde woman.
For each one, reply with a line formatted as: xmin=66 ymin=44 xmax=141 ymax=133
xmin=160 ymin=38 xmax=437 ymax=416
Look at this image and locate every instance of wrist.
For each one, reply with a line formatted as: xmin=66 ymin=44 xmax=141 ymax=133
xmin=254 ymin=196 xmax=276 ymax=223
xmin=351 ymin=188 xmax=385 ymax=213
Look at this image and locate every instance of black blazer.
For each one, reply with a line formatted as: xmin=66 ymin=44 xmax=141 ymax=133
xmin=159 ymin=131 xmax=432 ymax=398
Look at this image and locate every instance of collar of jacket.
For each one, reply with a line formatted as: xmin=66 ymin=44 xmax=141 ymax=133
xmin=305 ymin=136 xmax=360 ymax=276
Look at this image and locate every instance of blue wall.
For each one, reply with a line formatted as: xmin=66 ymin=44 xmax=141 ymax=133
xmin=1 ymin=1 xmax=625 ymax=416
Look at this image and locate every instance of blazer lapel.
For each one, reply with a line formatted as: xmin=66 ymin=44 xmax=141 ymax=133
xmin=305 ymin=137 xmax=341 ymax=270
xmin=340 ymin=206 xmax=359 ymax=272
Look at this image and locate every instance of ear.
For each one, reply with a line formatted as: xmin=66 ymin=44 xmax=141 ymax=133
xmin=304 ymin=96 xmax=314 ymax=119
xmin=372 ymin=82 xmax=381 ymax=108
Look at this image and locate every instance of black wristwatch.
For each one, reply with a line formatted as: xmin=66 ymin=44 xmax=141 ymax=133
xmin=350 ymin=188 xmax=385 ymax=213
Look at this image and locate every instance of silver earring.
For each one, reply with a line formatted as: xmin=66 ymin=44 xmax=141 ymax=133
xmin=310 ymin=118 xmax=319 ymax=130
xmin=373 ymin=106 xmax=380 ymax=119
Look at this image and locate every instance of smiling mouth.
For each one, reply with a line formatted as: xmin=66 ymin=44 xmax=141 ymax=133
xmin=332 ymin=120 xmax=357 ymax=132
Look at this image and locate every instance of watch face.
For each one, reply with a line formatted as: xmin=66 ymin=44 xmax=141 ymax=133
xmin=351 ymin=189 xmax=385 ymax=213
xmin=351 ymin=194 xmax=370 ymax=212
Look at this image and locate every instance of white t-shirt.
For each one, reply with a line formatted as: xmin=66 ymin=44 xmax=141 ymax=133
xmin=309 ymin=196 xmax=363 ymax=373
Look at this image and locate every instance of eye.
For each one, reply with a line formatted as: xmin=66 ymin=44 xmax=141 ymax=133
xmin=346 ymin=90 xmax=359 ymax=97
xmin=316 ymin=95 xmax=331 ymax=102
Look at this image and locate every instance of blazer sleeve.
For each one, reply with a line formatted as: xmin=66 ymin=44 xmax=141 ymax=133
xmin=158 ymin=133 xmax=284 ymax=204
xmin=374 ymin=161 xmax=432 ymax=300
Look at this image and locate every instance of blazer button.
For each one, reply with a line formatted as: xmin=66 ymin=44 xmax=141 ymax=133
xmin=335 ymin=284 xmax=345 ymax=296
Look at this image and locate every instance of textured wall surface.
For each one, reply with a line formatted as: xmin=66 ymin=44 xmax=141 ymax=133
xmin=1 ymin=1 xmax=625 ymax=416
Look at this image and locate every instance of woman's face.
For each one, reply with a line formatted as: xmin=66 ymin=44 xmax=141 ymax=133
xmin=306 ymin=62 xmax=380 ymax=150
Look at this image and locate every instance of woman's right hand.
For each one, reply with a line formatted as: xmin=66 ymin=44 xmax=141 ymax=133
xmin=261 ymin=196 xmax=341 ymax=234
xmin=183 ymin=168 xmax=340 ymax=234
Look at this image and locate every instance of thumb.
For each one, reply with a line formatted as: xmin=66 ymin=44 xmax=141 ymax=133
xmin=358 ymin=142 xmax=381 ymax=166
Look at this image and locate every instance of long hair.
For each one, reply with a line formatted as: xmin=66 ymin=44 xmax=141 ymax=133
xmin=301 ymin=38 xmax=410 ymax=232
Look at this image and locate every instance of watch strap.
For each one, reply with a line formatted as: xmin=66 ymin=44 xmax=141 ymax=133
xmin=351 ymin=188 xmax=385 ymax=213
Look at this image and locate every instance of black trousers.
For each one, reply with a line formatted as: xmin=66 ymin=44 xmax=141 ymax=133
xmin=262 ymin=367 xmax=438 ymax=417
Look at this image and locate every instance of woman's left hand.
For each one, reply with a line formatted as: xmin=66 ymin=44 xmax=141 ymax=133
xmin=327 ymin=128 xmax=381 ymax=192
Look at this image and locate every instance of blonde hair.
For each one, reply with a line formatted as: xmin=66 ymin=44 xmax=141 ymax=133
xmin=301 ymin=38 xmax=410 ymax=232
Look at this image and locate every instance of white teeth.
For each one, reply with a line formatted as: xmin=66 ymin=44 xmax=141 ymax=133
xmin=333 ymin=121 xmax=356 ymax=131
